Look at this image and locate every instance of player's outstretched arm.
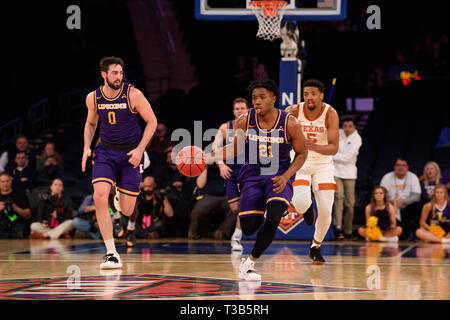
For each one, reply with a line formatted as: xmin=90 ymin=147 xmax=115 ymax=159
xmin=272 ymin=116 xmax=308 ymax=193
xmin=284 ymin=104 xmax=299 ymax=117
xmin=205 ymin=112 xmax=248 ymax=163
xmin=306 ymin=108 xmax=339 ymax=156
xmin=82 ymin=91 xmax=99 ymax=172
xmin=212 ymin=122 xmax=233 ymax=179
xmin=128 ymin=87 xmax=158 ymax=168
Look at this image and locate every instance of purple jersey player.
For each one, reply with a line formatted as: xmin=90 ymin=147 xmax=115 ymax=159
xmin=205 ymin=79 xmax=308 ymax=281
xmin=82 ymin=57 xmax=157 ymax=269
xmin=212 ymin=98 xmax=250 ymax=251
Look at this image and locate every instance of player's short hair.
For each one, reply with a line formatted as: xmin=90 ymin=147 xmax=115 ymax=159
xmin=100 ymin=56 xmax=124 ymax=73
xmin=247 ymin=79 xmax=279 ymax=98
xmin=303 ymin=79 xmax=325 ymax=93
xmin=232 ymin=97 xmax=249 ymax=109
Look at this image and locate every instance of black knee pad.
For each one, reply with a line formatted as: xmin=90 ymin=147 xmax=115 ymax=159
xmin=266 ymin=201 xmax=288 ymax=225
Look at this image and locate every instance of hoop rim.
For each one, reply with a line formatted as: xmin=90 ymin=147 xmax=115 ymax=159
xmin=249 ymin=0 xmax=289 ymax=17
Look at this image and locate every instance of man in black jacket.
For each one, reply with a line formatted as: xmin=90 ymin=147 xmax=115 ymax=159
xmin=0 ymin=172 xmax=32 ymax=238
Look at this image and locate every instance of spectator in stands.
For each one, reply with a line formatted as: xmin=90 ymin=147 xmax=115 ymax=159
xmin=419 ymin=161 xmax=443 ymax=202
xmin=150 ymin=148 xmax=182 ymax=188
xmin=188 ymin=164 xmax=235 ymax=240
xmin=36 ymin=142 xmax=64 ymax=183
xmin=165 ymin=153 xmax=197 ymax=237
xmin=386 ymin=51 xmax=414 ymax=81
xmin=0 ymin=172 xmax=32 ymax=238
xmin=251 ymin=55 xmax=269 ymax=81
xmin=72 ymin=191 xmax=116 ymax=239
xmin=415 ymin=185 xmax=450 ymax=244
xmin=8 ymin=151 xmax=37 ymax=193
xmin=380 ymin=158 xmax=422 ymax=241
xmin=148 ymin=123 xmax=174 ymax=159
xmin=332 ymin=118 xmax=362 ymax=240
xmin=30 ymin=178 xmax=74 ymax=239
xmin=358 ymin=186 xmax=402 ymax=242
xmin=0 ymin=135 xmax=37 ymax=173
xmin=132 ymin=176 xmax=174 ymax=240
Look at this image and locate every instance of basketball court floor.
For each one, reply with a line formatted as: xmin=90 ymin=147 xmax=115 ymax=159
xmin=0 ymin=238 xmax=448 ymax=300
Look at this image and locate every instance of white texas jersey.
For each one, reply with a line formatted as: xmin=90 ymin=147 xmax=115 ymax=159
xmin=290 ymin=102 xmax=335 ymax=165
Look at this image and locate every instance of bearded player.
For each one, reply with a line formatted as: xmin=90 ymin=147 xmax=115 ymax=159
xmin=81 ymin=56 xmax=157 ymax=269
xmin=285 ymin=79 xmax=339 ymax=264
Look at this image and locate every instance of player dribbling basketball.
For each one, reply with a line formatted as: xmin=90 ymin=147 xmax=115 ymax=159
xmin=205 ymin=79 xmax=308 ymax=281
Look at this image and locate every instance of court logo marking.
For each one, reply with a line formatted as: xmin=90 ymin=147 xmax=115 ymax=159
xmin=0 ymin=274 xmax=380 ymax=300
xmin=278 ymin=206 xmax=303 ymax=234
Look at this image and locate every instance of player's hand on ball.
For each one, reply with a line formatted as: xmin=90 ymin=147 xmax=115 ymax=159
xmin=272 ymin=175 xmax=288 ymax=194
xmin=127 ymin=148 xmax=143 ymax=168
xmin=81 ymin=148 xmax=92 ymax=172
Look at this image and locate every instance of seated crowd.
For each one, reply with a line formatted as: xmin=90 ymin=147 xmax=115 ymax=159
xmin=0 ymin=130 xmax=449 ymax=245
xmin=359 ymin=158 xmax=450 ymax=244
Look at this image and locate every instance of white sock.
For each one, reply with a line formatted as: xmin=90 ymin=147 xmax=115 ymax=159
xmin=232 ymin=228 xmax=242 ymax=240
xmin=113 ymin=211 xmax=121 ymax=220
xmin=442 ymin=238 xmax=450 ymax=244
xmin=104 ymin=239 xmax=117 ymax=254
xmin=311 ymin=241 xmax=321 ymax=248
xmin=127 ymin=220 xmax=136 ymax=230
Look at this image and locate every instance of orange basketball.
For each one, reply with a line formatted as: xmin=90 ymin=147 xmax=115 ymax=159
xmin=176 ymin=145 xmax=207 ymax=177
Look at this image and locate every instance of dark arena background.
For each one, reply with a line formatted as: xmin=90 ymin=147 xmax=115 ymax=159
xmin=1 ymin=0 xmax=449 ymax=313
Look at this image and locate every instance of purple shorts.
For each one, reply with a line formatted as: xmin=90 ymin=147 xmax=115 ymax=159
xmin=237 ymin=173 xmax=293 ymax=218
xmin=225 ymin=167 xmax=242 ymax=205
xmin=91 ymin=143 xmax=143 ymax=197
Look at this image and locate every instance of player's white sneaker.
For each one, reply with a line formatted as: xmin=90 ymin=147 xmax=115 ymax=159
xmin=100 ymin=252 xmax=122 ymax=269
xmin=238 ymin=280 xmax=261 ymax=300
xmin=239 ymin=258 xmax=261 ymax=281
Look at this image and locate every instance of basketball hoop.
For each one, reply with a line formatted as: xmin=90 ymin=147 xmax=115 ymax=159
xmin=249 ymin=0 xmax=289 ymax=41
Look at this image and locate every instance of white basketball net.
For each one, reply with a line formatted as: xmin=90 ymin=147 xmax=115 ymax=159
xmin=249 ymin=1 xmax=288 ymax=41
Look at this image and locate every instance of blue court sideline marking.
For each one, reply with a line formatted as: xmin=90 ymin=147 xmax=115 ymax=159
xmin=13 ymin=241 xmax=447 ymax=258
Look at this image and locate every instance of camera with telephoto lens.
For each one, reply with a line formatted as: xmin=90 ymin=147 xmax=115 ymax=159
xmin=154 ymin=186 xmax=171 ymax=199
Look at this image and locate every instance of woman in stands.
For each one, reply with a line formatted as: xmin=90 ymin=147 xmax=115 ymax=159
xmin=419 ymin=161 xmax=442 ymax=202
xmin=358 ymin=186 xmax=403 ymax=242
xmin=415 ymin=184 xmax=450 ymax=244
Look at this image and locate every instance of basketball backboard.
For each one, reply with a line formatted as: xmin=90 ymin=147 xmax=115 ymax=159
xmin=195 ymin=0 xmax=347 ymax=21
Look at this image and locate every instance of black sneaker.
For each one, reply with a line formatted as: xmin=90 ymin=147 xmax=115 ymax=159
xmin=302 ymin=193 xmax=317 ymax=226
xmin=309 ymin=244 xmax=326 ymax=265
xmin=114 ymin=218 xmax=124 ymax=238
xmin=334 ymin=228 xmax=345 ymax=240
xmin=126 ymin=229 xmax=136 ymax=247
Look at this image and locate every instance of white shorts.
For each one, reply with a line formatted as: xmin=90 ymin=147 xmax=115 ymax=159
xmin=293 ymin=161 xmax=337 ymax=191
